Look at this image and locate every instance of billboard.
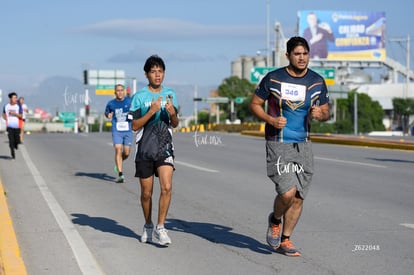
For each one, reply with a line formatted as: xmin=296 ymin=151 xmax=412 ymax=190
xmin=298 ymin=11 xmax=386 ymax=61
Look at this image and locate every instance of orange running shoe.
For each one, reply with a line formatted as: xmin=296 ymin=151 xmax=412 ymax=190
xmin=277 ymin=239 xmax=301 ymax=257
xmin=266 ymin=213 xmax=281 ymax=250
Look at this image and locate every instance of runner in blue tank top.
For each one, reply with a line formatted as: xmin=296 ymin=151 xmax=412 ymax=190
xmin=104 ymin=84 xmax=133 ymax=183
xmin=251 ymin=36 xmax=330 ymax=257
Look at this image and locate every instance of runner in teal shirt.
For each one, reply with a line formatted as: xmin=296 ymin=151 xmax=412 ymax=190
xmin=129 ymin=55 xmax=179 ymax=247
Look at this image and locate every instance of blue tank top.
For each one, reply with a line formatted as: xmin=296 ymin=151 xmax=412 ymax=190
xmin=104 ymin=97 xmax=132 ymax=132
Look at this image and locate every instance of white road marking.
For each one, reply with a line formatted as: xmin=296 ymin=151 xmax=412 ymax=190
xmin=175 ymin=160 xmax=219 ymax=173
xmin=400 ymin=223 xmax=414 ymax=229
xmin=315 ymin=156 xmax=387 ymax=168
xmin=21 ymin=146 xmax=105 ymax=275
xmin=106 ymin=141 xmax=219 ymax=173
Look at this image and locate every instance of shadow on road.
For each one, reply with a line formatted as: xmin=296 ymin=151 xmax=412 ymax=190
xmin=74 ymin=172 xmax=115 ymax=182
xmin=166 ymin=218 xmax=272 ymax=255
xmin=366 ymin=157 xmax=414 ymax=164
xmin=71 ymin=213 xmax=140 ymax=240
xmin=0 ymin=155 xmax=13 ymax=160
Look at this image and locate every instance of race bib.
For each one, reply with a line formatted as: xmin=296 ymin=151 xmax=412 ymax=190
xmin=116 ymin=121 xmax=129 ymax=131
xmin=281 ymin=82 xmax=306 ymax=102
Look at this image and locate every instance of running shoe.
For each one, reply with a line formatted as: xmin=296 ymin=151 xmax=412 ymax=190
xmin=154 ymin=226 xmax=171 ymax=246
xmin=266 ymin=213 xmax=282 ymax=250
xmin=141 ymin=224 xmax=153 ymax=243
xmin=115 ymin=175 xmax=124 ymax=183
xmin=277 ymin=239 xmax=301 ymax=257
xmin=113 ymin=165 xmax=118 ymax=174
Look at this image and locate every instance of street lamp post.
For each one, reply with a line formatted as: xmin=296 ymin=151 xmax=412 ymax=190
xmin=354 ymin=91 xmax=358 ymax=136
xmin=390 ymin=35 xmax=411 ymax=98
xmin=406 ymin=34 xmax=410 ymax=99
xmin=266 ymin=0 xmax=270 ymax=67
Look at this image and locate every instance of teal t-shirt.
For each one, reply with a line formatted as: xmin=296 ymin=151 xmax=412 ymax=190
xmin=130 ymin=86 xmax=178 ymax=127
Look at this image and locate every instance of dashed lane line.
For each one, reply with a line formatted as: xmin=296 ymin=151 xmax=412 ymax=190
xmin=175 ymin=160 xmax=219 ymax=173
xmin=400 ymin=223 xmax=414 ymax=229
xmin=315 ymin=156 xmax=387 ymax=168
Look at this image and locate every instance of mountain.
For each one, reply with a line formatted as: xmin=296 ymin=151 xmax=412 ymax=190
xmin=23 ymin=76 xmax=216 ymax=117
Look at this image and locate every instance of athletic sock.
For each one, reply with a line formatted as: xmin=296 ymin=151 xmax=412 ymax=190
xmin=281 ymin=235 xmax=290 ymax=242
xmin=271 ymin=215 xmax=282 ymax=225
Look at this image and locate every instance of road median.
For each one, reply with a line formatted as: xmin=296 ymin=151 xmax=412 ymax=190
xmin=241 ymin=131 xmax=414 ymax=151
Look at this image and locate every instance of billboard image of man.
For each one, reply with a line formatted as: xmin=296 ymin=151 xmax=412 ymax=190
xmin=302 ymin=12 xmax=334 ymax=59
xmin=299 ymin=10 xmax=386 ymax=61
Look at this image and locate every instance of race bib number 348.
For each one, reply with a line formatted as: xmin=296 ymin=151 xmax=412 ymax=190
xmin=281 ymin=82 xmax=306 ymax=102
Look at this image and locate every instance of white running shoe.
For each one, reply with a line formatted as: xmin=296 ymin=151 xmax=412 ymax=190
xmin=115 ymin=175 xmax=125 ymax=183
xmin=141 ymin=224 xmax=153 ymax=243
xmin=154 ymin=226 xmax=171 ymax=246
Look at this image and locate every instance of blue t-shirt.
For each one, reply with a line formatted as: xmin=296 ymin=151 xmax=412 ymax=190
xmin=255 ymin=67 xmax=329 ymax=143
xmin=104 ymin=97 xmax=132 ymax=132
xmin=130 ymin=86 xmax=178 ymax=128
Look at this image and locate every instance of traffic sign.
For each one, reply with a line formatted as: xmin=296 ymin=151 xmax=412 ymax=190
xmin=235 ymin=97 xmax=247 ymax=104
xmin=250 ymin=67 xmax=276 ymax=83
xmin=59 ymin=112 xmax=76 ymax=128
xmin=193 ymin=97 xmax=229 ymax=103
xmin=84 ymin=70 xmax=126 ymax=95
xmin=95 ymin=85 xmax=117 ymax=95
xmin=251 ymin=66 xmax=335 ymax=85
xmin=311 ymin=68 xmax=336 ymax=85
xmin=59 ymin=112 xmax=76 ymax=121
xmin=88 ymin=70 xmax=125 ymax=85
xmin=205 ymin=97 xmax=229 ymax=103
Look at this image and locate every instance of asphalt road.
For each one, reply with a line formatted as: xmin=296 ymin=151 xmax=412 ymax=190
xmin=0 ymin=131 xmax=413 ymax=275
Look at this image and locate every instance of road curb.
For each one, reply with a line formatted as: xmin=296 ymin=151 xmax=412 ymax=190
xmin=0 ymin=180 xmax=27 ymax=275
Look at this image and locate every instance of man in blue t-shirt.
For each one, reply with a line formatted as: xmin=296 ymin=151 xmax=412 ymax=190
xmin=129 ymin=55 xmax=179 ymax=246
xmin=104 ymin=84 xmax=132 ymax=183
xmin=250 ymin=36 xmax=330 ymax=257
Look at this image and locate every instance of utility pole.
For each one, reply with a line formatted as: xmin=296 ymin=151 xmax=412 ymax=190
xmin=354 ymin=92 xmax=358 ymax=136
xmin=274 ymin=22 xmax=282 ymax=68
xmin=194 ymin=85 xmax=198 ymax=125
xmin=266 ymin=0 xmax=270 ymax=67
xmin=390 ymin=35 xmax=411 ymax=98
xmin=406 ymin=34 xmax=410 ymax=99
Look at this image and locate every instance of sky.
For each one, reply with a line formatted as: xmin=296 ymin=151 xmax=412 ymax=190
xmin=1 ymin=0 xmax=413 ymax=102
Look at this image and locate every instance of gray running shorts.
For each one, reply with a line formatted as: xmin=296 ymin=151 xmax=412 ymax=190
xmin=266 ymin=141 xmax=314 ymax=199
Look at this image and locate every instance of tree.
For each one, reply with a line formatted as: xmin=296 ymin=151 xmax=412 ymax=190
xmin=197 ymin=110 xmax=210 ymax=125
xmin=333 ymin=90 xmax=385 ymax=134
xmin=392 ymin=98 xmax=414 ymax=134
xmin=217 ymin=76 xmax=256 ymax=122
